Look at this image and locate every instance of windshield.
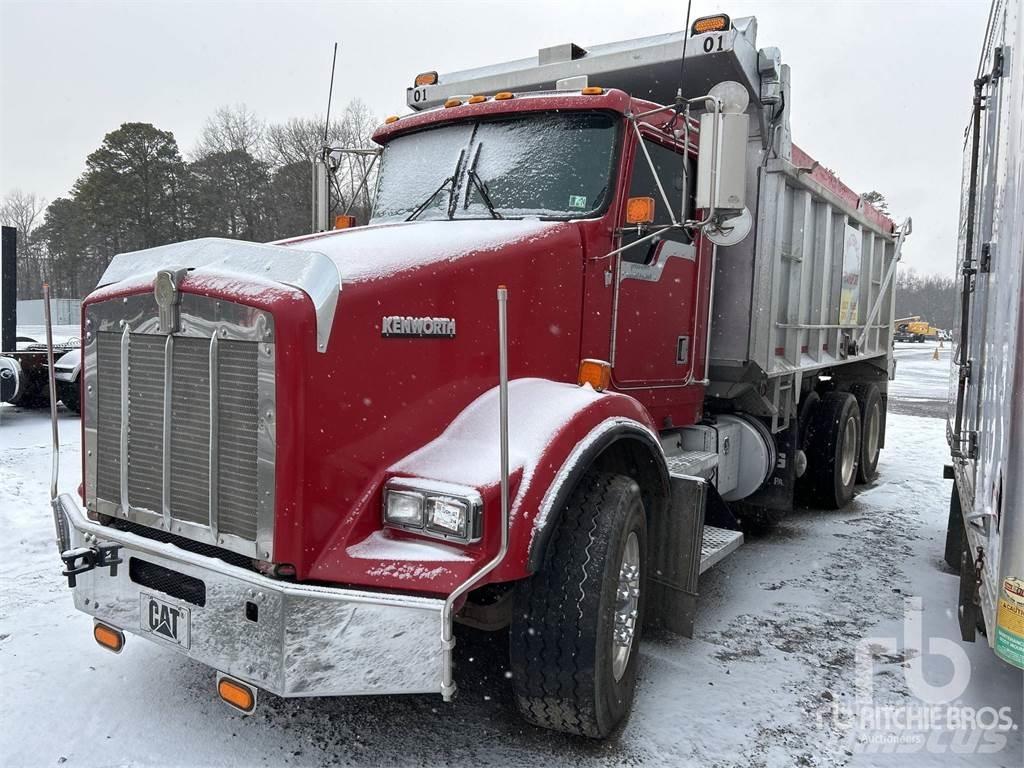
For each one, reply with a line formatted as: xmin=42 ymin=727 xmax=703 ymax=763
xmin=371 ymin=112 xmax=619 ymax=223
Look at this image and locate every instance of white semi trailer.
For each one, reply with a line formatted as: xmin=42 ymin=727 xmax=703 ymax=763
xmin=945 ymin=0 xmax=1024 ymax=672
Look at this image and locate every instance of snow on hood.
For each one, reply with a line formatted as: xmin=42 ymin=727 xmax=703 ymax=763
xmin=276 ymin=219 xmax=560 ymax=283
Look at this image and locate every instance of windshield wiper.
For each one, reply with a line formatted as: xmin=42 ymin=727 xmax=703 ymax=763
xmin=405 ymin=148 xmax=466 ymax=222
xmin=464 ymin=143 xmax=503 ymax=219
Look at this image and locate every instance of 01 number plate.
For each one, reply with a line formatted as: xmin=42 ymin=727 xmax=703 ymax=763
xmin=140 ymin=593 xmax=191 ymax=649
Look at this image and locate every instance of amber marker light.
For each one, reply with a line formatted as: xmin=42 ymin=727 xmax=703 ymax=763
xmin=444 ymin=98 xmax=464 ymax=108
xmin=218 ymin=677 xmax=256 ymax=714
xmin=626 ymin=196 xmax=656 ymax=225
xmin=494 ymin=92 xmax=515 ymax=100
xmin=468 ymin=95 xmax=487 ymax=104
xmin=581 ymin=86 xmax=604 ymax=95
xmin=414 ymin=71 xmax=438 ymax=87
xmin=93 ymin=622 xmax=124 ymax=653
xmin=384 ymin=115 xmax=400 ymax=124
xmin=578 ymin=359 xmax=612 ymax=392
xmin=691 ymin=14 xmax=730 ymax=34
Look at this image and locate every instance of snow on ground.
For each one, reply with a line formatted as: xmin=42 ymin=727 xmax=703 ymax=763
xmin=0 ymin=346 xmax=1021 ymax=767
xmin=889 ymin=342 xmax=955 ymax=419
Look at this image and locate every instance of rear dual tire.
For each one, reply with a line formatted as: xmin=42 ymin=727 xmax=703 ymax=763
xmin=802 ymin=391 xmax=861 ymax=509
xmin=509 ymin=472 xmax=646 ymax=739
xmin=849 ymin=383 xmax=882 ymax=484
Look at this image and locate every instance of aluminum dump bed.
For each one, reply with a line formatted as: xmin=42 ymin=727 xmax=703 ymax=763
xmin=409 ymin=17 xmax=904 ymax=426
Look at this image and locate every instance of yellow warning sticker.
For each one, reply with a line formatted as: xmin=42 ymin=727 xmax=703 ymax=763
xmin=995 ymin=596 xmax=1024 ymax=668
xmin=997 ymin=598 xmax=1024 ymax=635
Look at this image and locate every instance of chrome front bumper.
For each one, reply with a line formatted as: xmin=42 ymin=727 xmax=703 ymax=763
xmin=55 ymin=493 xmax=445 ymax=697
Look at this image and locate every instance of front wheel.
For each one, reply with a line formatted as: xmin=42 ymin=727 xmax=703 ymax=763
xmin=509 ymin=472 xmax=647 ymax=738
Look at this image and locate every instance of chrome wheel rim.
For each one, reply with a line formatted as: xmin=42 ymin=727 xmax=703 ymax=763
xmin=612 ymin=531 xmax=641 ymax=681
xmin=865 ymin=402 xmax=880 ymax=467
xmin=840 ymin=416 xmax=858 ymax=487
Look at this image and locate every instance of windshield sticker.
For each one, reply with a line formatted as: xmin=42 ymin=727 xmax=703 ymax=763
xmin=568 ymin=195 xmax=588 ymax=209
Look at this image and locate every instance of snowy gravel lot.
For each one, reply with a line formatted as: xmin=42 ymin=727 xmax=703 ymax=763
xmin=1 ymin=343 xmax=1021 ymax=767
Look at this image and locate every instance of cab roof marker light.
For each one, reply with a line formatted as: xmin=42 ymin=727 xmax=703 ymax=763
xmin=494 ymin=92 xmax=515 ymax=100
xmin=468 ymin=95 xmax=487 ymax=104
xmin=691 ymin=14 xmax=731 ymax=35
xmin=384 ymin=115 xmax=400 ymax=124
xmin=581 ymin=86 xmax=604 ymax=95
xmin=444 ymin=98 xmax=464 ymax=108
xmin=414 ymin=71 xmax=438 ymax=87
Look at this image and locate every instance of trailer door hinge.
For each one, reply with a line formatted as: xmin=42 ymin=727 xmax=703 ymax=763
xmin=959 ymin=360 xmax=971 ymax=383
xmin=979 ymin=242 xmax=993 ymax=273
xmin=992 ymin=46 xmax=1005 ymax=80
xmin=964 ymin=431 xmax=979 ymax=459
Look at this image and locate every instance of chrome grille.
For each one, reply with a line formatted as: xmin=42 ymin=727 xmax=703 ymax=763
xmin=127 ymin=335 xmax=165 ymax=513
xmin=169 ymin=337 xmax=212 ymax=525
xmin=96 ymin=334 xmax=122 ymax=502
xmin=216 ymin=342 xmax=260 ymax=539
xmin=86 ymin=293 xmax=275 ymax=560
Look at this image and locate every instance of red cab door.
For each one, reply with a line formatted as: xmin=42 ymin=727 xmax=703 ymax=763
xmin=611 ymin=133 xmax=702 ymax=388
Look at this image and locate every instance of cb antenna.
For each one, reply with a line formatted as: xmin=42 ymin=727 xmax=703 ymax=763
xmin=676 ymin=0 xmax=694 ymax=108
xmin=323 ymin=42 xmax=338 ymax=150
xmin=671 ymin=0 xmax=696 ymax=132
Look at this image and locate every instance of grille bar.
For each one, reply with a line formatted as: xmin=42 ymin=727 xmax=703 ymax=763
xmin=209 ymin=333 xmax=220 ymax=539
xmin=119 ymin=325 xmax=130 ymax=513
xmin=161 ymin=334 xmax=173 ymax=528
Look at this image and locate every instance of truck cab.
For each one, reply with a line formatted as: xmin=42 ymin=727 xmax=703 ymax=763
xmin=53 ymin=13 xmax=905 ymax=738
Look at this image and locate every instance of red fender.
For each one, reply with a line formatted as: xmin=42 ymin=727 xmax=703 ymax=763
xmin=330 ymin=378 xmax=666 ymax=595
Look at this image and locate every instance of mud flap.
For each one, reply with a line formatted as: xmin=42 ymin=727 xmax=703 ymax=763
xmin=958 ymin=547 xmax=979 ymax=643
xmin=645 ymin=474 xmax=706 ymax=638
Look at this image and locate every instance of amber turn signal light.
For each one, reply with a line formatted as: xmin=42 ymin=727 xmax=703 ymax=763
xmin=218 ymin=676 xmax=257 ymax=714
xmin=625 ymin=196 xmax=656 ymax=225
xmin=93 ymin=622 xmax=124 ymax=654
xmin=691 ymin=14 xmax=730 ymax=35
xmin=414 ymin=71 xmax=438 ymax=87
xmin=334 ymin=214 xmax=357 ymax=230
xmin=578 ymin=359 xmax=612 ymax=392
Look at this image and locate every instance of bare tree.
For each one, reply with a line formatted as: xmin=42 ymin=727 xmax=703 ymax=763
xmin=0 ymin=189 xmax=49 ymax=297
xmin=895 ymin=267 xmax=958 ymax=331
xmin=264 ymin=98 xmax=380 ymax=222
xmin=861 ymin=190 xmax=890 ymax=216
xmin=194 ymin=104 xmax=266 ymax=159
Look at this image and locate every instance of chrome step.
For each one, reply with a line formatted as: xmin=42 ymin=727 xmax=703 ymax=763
xmin=699 ymin=525 xmax=743 ymax=574
xmin=665 ymin=450 xmax=719 ymax=480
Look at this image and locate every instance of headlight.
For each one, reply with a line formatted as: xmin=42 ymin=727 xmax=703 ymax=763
xmin=383 ymin=479 xmax=482 ymax=543
xmin=384 ymin=489 xmax=425 ymax=527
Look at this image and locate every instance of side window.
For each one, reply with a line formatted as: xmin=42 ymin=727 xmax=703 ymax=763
xmin=621 ymin=138 xmax=692 ymax=263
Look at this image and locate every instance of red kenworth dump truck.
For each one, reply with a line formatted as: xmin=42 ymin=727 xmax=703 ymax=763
xmin=50 ymin=14 xmax=908 ymax=737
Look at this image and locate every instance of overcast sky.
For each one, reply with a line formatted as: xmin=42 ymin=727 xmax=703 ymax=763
xmin=0 ymin=0 xmax=990 ymax=276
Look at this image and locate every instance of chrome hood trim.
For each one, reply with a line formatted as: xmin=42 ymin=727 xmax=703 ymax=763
xmin=97 ymin=238 xmax=340 ymax=353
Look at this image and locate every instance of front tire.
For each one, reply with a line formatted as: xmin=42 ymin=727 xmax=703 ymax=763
xmin=510 ymin=472 xmax=647 ymax=738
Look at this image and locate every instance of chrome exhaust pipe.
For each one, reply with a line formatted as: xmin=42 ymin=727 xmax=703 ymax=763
xmin=440 ymin=285 xmax=511 ymax=701
xmin=43 ymin=283 xmax=70 ymax=554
